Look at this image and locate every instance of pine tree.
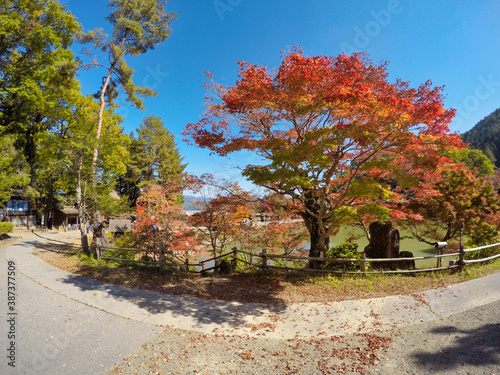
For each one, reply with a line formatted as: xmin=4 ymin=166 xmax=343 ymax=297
xmin=119 ymin=115 xmax=185 ymax=207
xmin=77 ymin=0 xmax=176 ymax=171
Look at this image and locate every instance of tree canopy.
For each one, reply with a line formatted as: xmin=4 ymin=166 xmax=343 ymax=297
xmin=0 ymin=0 xmax=81 ymax=171
xmin=116 ymin=115 xmax=185 ymax=207
xmin=133 ymin=115 xmax=185 ymax=185
xmin=184 ymin=51 xmax=464 ymax=265
xmin=78 ymin=0 xmax=176 ymax=169
xmin=0 ymin=134 xmax=29 ymax=206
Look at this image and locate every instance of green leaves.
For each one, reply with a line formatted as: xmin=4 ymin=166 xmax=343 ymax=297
xmin=79 ymin=0 xmax=176 ymax=110
xmin=0 ymin=135 xmax=29 ymax=206
xmin=116 ymin=115 xmax=185 ymax=207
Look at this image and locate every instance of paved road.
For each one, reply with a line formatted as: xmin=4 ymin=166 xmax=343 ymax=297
xmin=0 ymin=233 xmax=163 ymax=375
xmin=373 ymin=298 xmax=500 ymax=374
xmin=0 ymin=231 xmax=499 ymax=374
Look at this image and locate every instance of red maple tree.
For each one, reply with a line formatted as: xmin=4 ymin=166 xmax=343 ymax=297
xmin=183 ymin=51 xmax=464 ymax=267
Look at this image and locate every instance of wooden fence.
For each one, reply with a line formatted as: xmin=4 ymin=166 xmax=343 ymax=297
xmin=96 ymin=241 xmax=500 ymax=275
xmin=97 ymin=242 xmax=185 ymax=273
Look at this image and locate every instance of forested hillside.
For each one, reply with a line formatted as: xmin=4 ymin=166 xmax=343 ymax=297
xmin=463 ymin=108 xmax=500 ymax=166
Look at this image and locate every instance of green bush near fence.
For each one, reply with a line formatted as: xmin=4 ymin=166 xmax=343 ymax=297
xmin=0 ymin=222 xmax=14 ymax=235
xmin=107 ymin=233 xmax=137 ymax=261
xmin=325 ymin=243 xmax=361 ymax=271
xmin=464 ymin=244 xmax=500 ymax=262
xmin=105 ymin=248 xmax=137 ymax=261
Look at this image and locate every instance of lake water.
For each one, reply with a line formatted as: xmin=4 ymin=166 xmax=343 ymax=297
xmin=328 ymin=226 xmax=451 ymax=269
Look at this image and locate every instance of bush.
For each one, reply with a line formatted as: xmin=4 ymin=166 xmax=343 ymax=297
xmin=113 ymin=232 xmax=135 ymax=248
xmin=104 ymin=233 xmax=137 ymax=260
xmin=325 ymin=243 xmax=361 ymax=271
xmin=464 ymin=244 xmax=500 ymax=262
xmin=103 ymin=248 xmax=136 ymax=261
xmin=0 ymin=222 xmax=14 ymax=235
xmin=77 ymin=252 xmax=96 ymax=264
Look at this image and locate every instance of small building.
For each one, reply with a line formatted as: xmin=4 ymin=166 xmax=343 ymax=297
xmin=0 ymin=189 xmax=36 ymax=228
xmin=52 ymin=206 xmax=80 ymax=230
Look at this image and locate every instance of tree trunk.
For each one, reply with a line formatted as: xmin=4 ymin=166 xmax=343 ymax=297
xmin=92 ymin=68 xmax=114 ymax=173
xmin=302 ymin=209 xmax=329 ymax=269
xmin=44 ymin=188 xmax=53 ymax=230
xmin=75 ymin=153 xmax=89 ymax=255
xmin=365 ymin=221 xmax=400 ymax=270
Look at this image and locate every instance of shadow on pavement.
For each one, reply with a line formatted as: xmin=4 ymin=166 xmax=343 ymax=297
xmin=36 ymin=241 xmax=80 ymax=253
xmin=412 ymin=323 xmax=500 ymax=371
xmin=32 ymin=231 xmax=81 ymax=244
xmin=27 ymin=234 xmax=288 ymax=327
xmin=58 ymin=273 xmax=286 ymax=328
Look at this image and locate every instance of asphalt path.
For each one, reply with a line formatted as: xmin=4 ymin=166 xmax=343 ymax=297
xmin=373 ymin=298 xmax=500 ymax=374
xmin=0 ymin=231 xmax=499 ymax=374
xmin=0 ymin=233 xmax=163 ymax=375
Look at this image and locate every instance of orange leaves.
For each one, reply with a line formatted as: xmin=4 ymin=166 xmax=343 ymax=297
xmin=132 ymin=178 xmax=194 ymax=253
xmin=183 ymin=50 xmax=467 ymax=249
xmin=188 ymin=177 xmax=256 ymax=256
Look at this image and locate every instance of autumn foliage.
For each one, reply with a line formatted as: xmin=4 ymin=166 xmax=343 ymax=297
xmin=397 ymin=162 xmax=500 ymax=245
xmin=188 ymin=176 xmax=253 ymax=258
xmin=183 ymin=51 xmax=465 ymax=265
xmin=133 ymin=179 xmax=199 ymax=253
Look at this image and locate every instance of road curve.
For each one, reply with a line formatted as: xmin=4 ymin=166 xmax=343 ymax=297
xmin=1 ymin=231 xmax=499 ymax=374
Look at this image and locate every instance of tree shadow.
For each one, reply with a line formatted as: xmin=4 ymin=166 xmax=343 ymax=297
xmin=30 ymin=234 xmax=288 ymax=327
xmin=412 ymin=323 xmax=500 ymax=371
xmin=58 ymin=272 xmax=287 ymax=328
xmin=35 ymin=241 xmax=80 ymax=254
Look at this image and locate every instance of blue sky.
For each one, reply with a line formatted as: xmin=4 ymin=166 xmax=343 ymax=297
xmin=64 ymin=0 xmax=500 ymax=191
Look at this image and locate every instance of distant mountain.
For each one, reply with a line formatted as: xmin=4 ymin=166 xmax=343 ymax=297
xmin=183 ymin=195 xmax=210 ymax=211
xmin=462 ymin=108 xmax=500 ymax=167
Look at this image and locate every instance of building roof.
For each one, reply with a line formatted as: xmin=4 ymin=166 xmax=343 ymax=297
xmin=54 ymin=206 xmax=79 ymax=216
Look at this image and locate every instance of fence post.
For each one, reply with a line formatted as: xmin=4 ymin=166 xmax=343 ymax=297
xmin=360 ymin=252 xmax=366 ymax=273
xmin=159 ymin=241 xmax=165 ymax=273
xmin=232 ymin=247 xmax=238 ymax=269
xmin=458 ymin=223 xmax=466 ymax=269
xmin=458 ymin=244 xmax=466 ymax=268
xmin=96 ymin=238 xmax=101 ymax=259
xmin=185 ymin=256 xmax=190 ymax=273
xmin=261 ymin=249 xmax=267 ymax=268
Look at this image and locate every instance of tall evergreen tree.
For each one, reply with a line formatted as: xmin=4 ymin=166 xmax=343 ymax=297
xmin=77 ymin=0 xmax=176 ymax=171
xmin=135 ymin=115 xmax=185 ymax=185
xmin=118 ymin=115 xmax=185 ymax=207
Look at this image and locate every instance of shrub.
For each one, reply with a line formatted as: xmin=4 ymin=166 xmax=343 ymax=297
xmin=113 ymin=232 xmax=135 ymax=248
xmin=464 ymin=229 xmax=500 ymax=262
xmin=103 ymin=248 xmax=136 ymax=261
xmin=103 ymin=233 xmax=137 ymax=261
xmin=77 ymin=252 xmax=95 ymax=264
xmin=464 ymin=244 xmax=500 ymax=262
xmin=325 ymin=243 xmax=361 ymax=271
xmin=0 ymin=222 xmax=14 ymax=235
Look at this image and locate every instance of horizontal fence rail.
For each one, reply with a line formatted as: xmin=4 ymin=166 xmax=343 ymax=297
xmin=94 ymin=240 xmax=500 ymax=276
